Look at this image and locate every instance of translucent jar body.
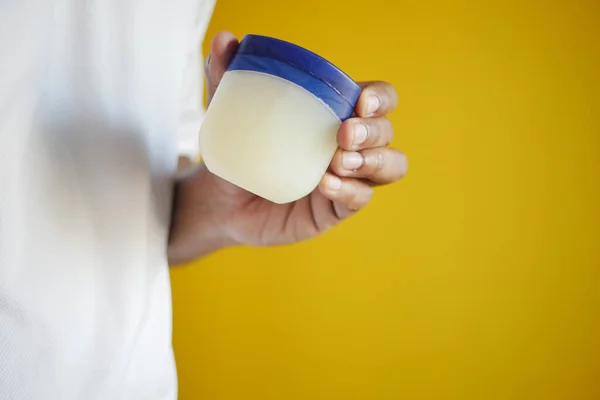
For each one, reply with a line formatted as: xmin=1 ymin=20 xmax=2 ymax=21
xmin=200 ymin=70 xmax=343 ymax=204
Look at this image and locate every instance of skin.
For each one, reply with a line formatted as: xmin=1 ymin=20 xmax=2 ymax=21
xmin=168 ymin=31 xmax=408 ymax=264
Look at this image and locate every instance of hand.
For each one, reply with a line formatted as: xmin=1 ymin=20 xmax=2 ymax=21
xmin=168 ymin=32 xmax=408 ymax=264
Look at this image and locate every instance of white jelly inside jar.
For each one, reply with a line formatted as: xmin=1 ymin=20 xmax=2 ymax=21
xmin=199 ymin=35 xmax=360 ymax=204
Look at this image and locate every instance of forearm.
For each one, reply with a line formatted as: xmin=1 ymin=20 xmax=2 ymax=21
xmin=167 ymin=158 xmax=231 ymax=266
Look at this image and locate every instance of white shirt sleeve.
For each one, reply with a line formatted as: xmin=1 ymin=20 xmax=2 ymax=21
xmin=176 ymin=1 xmax=215 ymax=160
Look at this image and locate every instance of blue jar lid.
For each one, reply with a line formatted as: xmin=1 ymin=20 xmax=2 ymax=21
xmin=227 ymin=34 xmax=361 ymax=121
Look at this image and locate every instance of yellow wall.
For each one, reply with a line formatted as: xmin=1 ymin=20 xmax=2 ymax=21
xmin=170 ymin=0 xmax=600 ymax=398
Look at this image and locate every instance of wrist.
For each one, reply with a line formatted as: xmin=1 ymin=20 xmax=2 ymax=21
xmin=167 ymin=166 xmax=237 ymax=265
xmin=167 ymin=229 xmax=232 ymax=266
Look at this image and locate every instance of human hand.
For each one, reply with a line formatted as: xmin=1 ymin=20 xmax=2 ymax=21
xmin=168 ymin=32 xmax=408 ymax=264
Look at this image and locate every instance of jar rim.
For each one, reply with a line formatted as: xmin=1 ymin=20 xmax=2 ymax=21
xmin=234 ymin=34 xmax=361 ymax=108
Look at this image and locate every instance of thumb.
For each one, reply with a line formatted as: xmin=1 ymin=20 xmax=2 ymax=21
xmin=205 ymin=31 xmax=239 ymax=104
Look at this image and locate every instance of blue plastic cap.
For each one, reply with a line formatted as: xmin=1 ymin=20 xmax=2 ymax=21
xmin=227 ymin=34 xmax=361 ymax=121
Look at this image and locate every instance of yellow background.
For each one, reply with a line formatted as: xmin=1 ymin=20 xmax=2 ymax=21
xmin=170 ymin=0 xmax=600 ymax=398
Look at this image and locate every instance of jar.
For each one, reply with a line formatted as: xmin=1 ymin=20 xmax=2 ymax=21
xmin=199 ymin=34 xmax=361 ymax=204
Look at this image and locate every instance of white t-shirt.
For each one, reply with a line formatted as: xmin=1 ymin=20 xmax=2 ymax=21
xmin=0 ymin=1 xmax=214 ymax=398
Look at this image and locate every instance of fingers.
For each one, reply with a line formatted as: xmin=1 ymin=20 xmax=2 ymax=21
xmin=317 ymin=146 xmax=407 ymax=218
xmin=318 ymin=173 xmax=374 ymax=216
xmin=330 ymin=147 xmax=408 ymax=185
xmin=337 ymin=116 xmax=393 ymax=151
xmin=319 ymin=80 xmax=401 ymax=216
xmin=355 ymin=81 xmax=398 ymax=118
xmin=205 ymin=31 xmax=239 ymax=102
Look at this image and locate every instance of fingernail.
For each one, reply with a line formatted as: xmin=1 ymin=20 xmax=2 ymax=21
xmin=325 ymin=174 xmax=342 ymax=191
xmin=342 ymin=152 xmax=364 ymax=170
xmin=353 ymin=123 xmax=368 ymax=147
xmin=366 ymin=95 xmax=380 ymax=116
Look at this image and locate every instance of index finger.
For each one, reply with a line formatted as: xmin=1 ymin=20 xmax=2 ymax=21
xmin=355 ymin=81 xmax=398 ymax=118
